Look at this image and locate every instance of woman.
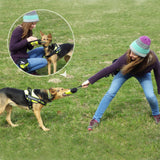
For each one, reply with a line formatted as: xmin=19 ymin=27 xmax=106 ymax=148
xmin=9 ymin=10 xmax=47 ymax=74
xmin=82 ymin=36 xmax=160 ymax=131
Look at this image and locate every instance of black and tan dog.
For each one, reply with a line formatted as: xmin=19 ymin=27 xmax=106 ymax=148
xmin=0 ymin=87 xmax=70 ymax=131
xmin=40 ymin=31 xmax=74 ymax=74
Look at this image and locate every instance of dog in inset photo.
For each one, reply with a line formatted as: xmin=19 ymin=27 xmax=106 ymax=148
xmin=0 ymin=87 xmax=71 ymax=131
xmin=40 ymin=31 xmax=74 ymax=75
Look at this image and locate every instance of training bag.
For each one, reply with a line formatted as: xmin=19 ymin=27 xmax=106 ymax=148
xmin=16 ymin=58 xmax=29 ymax=71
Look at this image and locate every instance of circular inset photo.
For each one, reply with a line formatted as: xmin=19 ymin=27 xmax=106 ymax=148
xmin=8 ymin=9 xmax=75 ymax=76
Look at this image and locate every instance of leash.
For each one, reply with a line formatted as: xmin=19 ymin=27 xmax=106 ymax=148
xmin=24 ymin=87 xmax=46 ymax=109
xmin=45 ymin=43 xmax=61 ymax=59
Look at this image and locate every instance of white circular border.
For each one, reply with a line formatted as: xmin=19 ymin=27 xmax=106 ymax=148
xmin=7 ymin=9 xmax=75 ymax=77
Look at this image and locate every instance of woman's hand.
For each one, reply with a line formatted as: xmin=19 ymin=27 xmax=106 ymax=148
xmin=27 ymin=36 xmax=38 ymax=42
xmin=81 ymin=80 xmax=90 ymax=88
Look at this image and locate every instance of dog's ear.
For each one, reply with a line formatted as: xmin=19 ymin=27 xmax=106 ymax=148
xmin=48 ymin=33 xmax=52 ymax=40
xmin=40 ymin=31 xmax=44 ymax=36
xmin=49 ymin=88 xmax=57 ymax=96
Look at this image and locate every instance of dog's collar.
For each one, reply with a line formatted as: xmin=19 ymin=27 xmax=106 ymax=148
xmin=42 ymin=39 xmax=52 ymax=49
xmin=47 ymin=89 xmax=54 ymax=101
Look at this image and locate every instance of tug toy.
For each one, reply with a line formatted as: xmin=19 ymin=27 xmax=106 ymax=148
xmin=30 ymin=39 xmax=46 ymax=46
xmin=65 ymin=85 xmax=82 ymax=95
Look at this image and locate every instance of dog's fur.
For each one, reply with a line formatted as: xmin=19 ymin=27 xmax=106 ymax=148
xmin=40 ymin=31 xmax=74 ymax=74
xmin=0 ymin=87 xmax=70 ymax=131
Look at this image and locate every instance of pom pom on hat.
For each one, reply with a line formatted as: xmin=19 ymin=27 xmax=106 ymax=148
xmin=23 ymin=11 xmax=39 ymax=23
xmin=129 ymin=36 xmax=151 ymax=57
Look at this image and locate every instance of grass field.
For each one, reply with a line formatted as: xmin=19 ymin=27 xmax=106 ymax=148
xmin=0 ymin=0 xmax=160 ymax=160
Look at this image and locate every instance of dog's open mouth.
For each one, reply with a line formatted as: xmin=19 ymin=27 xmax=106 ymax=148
xmin=62 ymin=93 xmax=70 ymax=97
xmin=41 ymin=41 xmax=47 ymax=45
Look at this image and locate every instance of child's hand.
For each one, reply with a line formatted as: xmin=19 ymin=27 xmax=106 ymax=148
xmin=82 ymin=80 xmax=90 ymax=88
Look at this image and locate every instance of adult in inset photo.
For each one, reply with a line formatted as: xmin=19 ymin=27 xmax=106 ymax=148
xmin=9 ymin=11 xmax=47 ymax=75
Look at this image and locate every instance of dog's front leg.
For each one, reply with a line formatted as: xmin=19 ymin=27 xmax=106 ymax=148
xmin=33 ymin=104 xmax=50 ymax=131
xmin=53 ymin=62 xmax=57 ymax=74
xmin=48 ymin=62 xmax=51 ymax=75
xmin=5 ymin=105 xmax=19 ymax=127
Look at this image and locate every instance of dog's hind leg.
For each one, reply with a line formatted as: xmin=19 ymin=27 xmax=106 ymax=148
xmin=64 ymin=50 xmax=73 ymax=62
xmin=33 ymin=104 xmax=50 ymax=131
xmin=0 ymin=107 xmax=6 ymax=117
xmin=64 ymin=55 xmax=70 ymax=62
xmin=0 ymin=105 xmax=6 ymax=115
xmin=5 ymin=105 xmax=18 ymax=127
xmin=0 ymin=94 xmax=8 ymax=115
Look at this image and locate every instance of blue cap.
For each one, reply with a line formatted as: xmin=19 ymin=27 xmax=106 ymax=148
xmin=23 ymin=11 xmax=39 ymax=22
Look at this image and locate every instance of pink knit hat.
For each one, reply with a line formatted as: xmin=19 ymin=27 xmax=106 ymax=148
xmin=130 ymin=36 xmax=151 ymax=57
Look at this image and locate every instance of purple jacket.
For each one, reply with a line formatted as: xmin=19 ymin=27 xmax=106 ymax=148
xmin=9 ymin=26 xmax=33 ymax=63
xmin=88 ymin=52 xmax=160 ymax=94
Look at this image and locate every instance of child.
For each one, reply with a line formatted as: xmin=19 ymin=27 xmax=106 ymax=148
xmin=82 ymin=36 xmax=160 ymax=131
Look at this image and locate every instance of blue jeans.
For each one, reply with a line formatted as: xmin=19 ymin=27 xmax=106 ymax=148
xmin=93 ymin=72 xmax=159 ymax=122
xmin=27 ymin=47 xmax=47 ymax=72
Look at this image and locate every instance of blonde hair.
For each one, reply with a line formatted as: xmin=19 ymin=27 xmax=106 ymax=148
xmin=121 ymin=49 xmax=156 ymax=75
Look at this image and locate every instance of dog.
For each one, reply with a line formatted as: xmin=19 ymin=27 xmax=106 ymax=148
xmin=40 ymin=31 xmax=74 ymax=75
xmin=0 ymin=87 xmax=70 ymax=131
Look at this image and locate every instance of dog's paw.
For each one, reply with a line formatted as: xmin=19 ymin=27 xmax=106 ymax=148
xmin=42 ymin=127 xmax=50 ymax=131
xmin=11 ymin=124 xmax=19 ymax=127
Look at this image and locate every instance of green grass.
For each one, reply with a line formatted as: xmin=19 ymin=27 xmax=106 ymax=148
xmin=0 ymin=0 xmax=160 ymax=160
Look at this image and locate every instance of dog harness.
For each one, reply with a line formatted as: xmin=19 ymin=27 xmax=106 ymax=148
xmin=24 ymin=88 xmax=47 ymax=109
xmin=45 ymin=43 xmax=61 ymax=59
